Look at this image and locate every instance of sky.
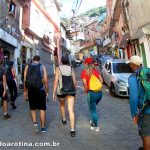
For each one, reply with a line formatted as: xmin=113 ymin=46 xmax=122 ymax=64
xmin=61 ymin=0 xmax=106 ymax=18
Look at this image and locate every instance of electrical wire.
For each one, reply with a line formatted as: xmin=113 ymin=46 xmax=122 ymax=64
xmin=74 ymin=0 xmax=83 ymax=15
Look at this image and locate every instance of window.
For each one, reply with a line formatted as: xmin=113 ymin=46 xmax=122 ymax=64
xmin=105 ymin=63 xmax=108 ymax=69
xmin=9 ymin=2 xmax=16 ymax=16
xmin=107 ymin=63 xmax=111 ymax=73
xmin=113 ymin=63 xmax=132 ymax=73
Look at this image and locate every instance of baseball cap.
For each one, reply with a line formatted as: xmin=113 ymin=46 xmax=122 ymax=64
xmin=127 ymin=55 xmax=143 ymax=66
xmin=84 ymin=57 xmax=93 ymax=64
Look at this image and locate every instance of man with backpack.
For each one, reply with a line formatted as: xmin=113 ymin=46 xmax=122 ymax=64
xmin=24 ymin=55 xmax=48 ymax=133
xmin=128 ymin=55 xmax=150 ymax=150
xmin=0 ymin=59 xmax=11 ymax=119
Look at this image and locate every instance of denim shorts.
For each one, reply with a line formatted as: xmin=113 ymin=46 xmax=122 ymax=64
xmin=139 ymin=114 xmax=150 ymax=137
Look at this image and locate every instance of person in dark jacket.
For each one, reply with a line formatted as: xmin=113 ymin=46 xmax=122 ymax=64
xmin=6 ymin=61 xmax=18 ymax=109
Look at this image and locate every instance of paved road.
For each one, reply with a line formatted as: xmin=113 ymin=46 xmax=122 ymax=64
xmin=0 ymin=65 xmax=142 ymax=150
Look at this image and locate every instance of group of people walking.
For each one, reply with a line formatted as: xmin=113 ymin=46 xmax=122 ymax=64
xmin=23 ymin=55 xmax=103 ymax=137
xmin=0 ymin=54 xmax=150 ymax=149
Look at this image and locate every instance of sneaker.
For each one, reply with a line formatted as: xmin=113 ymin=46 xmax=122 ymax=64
xmin=62 ymin=120 xmax=67 ymax=125
xmin=90 ymin=126 xmax=100 ymax=132
xmin=90 ymin=120 xmax=95 ymax=127
xmin=4 ymin=113 xmax=11 ymax=120
xmin=41 ymin=127 xmax=47 ymax=133
xmin=10 ymin=102 xmax=16 ymax=109
xmin=70 ymin=131 xmax=76 ymax=137
xmin=33 ymin=123 xmax=39 ymax=133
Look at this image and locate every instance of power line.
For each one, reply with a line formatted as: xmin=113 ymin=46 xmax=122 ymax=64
xmin=72 ymin=0 xmax=79 ymax=13
xmin=74 ymin=0 xmax=83 ymax=15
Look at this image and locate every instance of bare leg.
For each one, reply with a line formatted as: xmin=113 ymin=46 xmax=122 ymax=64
xmin=66 ymin=96 xmax=75 ymax=130
xmin=58 ymin=98 xmax=66 ymax=121
xmin=142 ymin=136 xmax=150 ymax=150
xmin=40 ymin=110 xmax=46 ymax=128
xmin=3 ymin=101 xmax=8 ymax=113
xmin=30 ymin=110 xmax=37 ymax=123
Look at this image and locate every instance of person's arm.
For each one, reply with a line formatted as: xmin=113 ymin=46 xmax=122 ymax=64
xmin=43 ymin=65 xmax=49 ymax=95
xmin=2 ymin=74 xmax=7 ymax=98
xmin=98 ymin=74 xmax=103 ymax=84
xmin=23 ymin=65 xmax=28 ymax=100
xmin=128 ymin=76 xmax=139 ymax=124
xmin=12 ymin=67 xmax=18 ymax=85
xmin=52 ymin=67 xmax=59 ymax=101
xmin=81 ymin=70 xmax=88 ymax=93
xmin=82 ymin=78 xmax=88 ymax=93
xmin=72 ymin=68 xmax=77 ymax=90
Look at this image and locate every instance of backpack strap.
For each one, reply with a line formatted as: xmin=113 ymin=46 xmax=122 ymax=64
xmin=58 ymin=67 xmax=62 ymax=92
xmin=40 ymin=64 xmax=44 ymax=78
xmin=58 ymin=66 xmax=62 ymax=75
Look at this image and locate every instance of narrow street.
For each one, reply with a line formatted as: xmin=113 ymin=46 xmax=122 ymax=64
xmin=0 ymin=65 xmax=142 ymax=150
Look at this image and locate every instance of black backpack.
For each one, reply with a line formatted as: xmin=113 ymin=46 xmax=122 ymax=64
xmin=6 ymin=67 xmax=14 ymax=82
xmin=59 ymin=67 xmax=75 ymax=95
xmin=25 ymin=64 xmax=43 ymax=89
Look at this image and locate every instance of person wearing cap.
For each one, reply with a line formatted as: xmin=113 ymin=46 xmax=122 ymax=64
xmin=128 ymin=55 xmax=150 ymax=150
xmin=81 ymin=57 xmax=103 ymax=132
xmin=52 ymin=55 xmax=77 ymax=137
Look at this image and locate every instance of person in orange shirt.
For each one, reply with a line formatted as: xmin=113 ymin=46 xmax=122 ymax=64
xmin=81 ymin=57 xmax=103 ymax=132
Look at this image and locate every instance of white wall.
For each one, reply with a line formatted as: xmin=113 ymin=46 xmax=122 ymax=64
xmin=30 ymin=1 xmax=55 ymax=39
xmin=139 ymin=35 xmax=150 ymax=67
xmin=45 ymin=0 xmax=60 ymax=27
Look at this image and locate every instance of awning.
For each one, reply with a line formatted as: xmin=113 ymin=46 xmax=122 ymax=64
xmin=0 ymin=39 xmax=15 ymax=51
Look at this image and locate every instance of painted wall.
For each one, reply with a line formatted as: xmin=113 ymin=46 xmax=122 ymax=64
xmin=139 ymin=35 xmax=150 ymax=67
xmin=124 ymin=0 xmax=150 ymax=38
xmin=30 ymin=1 xmax=55 ymax=39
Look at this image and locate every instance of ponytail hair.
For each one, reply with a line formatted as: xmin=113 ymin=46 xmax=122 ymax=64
xmin=85 ymin=64 xmax=94 ymax=77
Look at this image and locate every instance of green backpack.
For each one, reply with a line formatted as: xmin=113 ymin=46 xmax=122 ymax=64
xmin=138 ymin=67 xmax=150 ymax=104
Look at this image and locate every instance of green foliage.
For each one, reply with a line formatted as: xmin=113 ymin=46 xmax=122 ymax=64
xmin=80 ymin=6 xmax=106 ymax=17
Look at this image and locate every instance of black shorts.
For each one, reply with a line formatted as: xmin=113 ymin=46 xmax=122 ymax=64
xmin=28 ymin=88 xmax=46 ymax=110
xmin=57 ymin=94 xmax=75 ymax=98
xmin=0 ymin=86 xmax=8 ymax=101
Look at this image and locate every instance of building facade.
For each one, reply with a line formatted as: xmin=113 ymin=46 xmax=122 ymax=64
xmin=0 ymin=0 xmax=24 ymax=77
xmin=22 ymin=0 xmax=61 ymax=77
xmin=123 ymin=0 xmax=150 ymax=67
xmin=105 ymin=0 xmax=150 ymax=67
